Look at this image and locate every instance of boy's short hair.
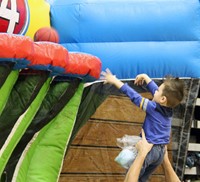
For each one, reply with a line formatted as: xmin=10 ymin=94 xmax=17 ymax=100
xmin=162 ymin=76 xmax=185 ymax=108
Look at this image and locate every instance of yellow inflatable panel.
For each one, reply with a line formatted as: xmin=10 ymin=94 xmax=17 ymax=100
xmin=0 ymin=0 xmax=50 ymax=40
xmin=26 ymin=0 xmax=50 ymax=39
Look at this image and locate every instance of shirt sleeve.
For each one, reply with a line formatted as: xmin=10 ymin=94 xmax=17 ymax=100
xmin=120 ymin=83 xmax=145 ymax=108
xmin=146 ymin=80 xmax=159 ymax=95
xmin=120 ymin=83 xmax=157 ymax=113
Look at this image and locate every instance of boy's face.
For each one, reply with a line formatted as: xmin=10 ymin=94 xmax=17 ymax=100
xmin=153 ymin=83 xmax=166 ymax=104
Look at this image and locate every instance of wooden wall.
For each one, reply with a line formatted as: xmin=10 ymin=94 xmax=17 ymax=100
xmin=59 ymin=92 xmax=173 ymax=182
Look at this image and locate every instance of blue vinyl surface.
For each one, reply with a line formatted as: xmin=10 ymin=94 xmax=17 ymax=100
xmin=50 ymin=0 xmax=200 ymax=79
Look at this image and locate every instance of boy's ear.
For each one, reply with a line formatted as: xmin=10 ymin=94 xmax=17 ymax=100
xmin=160 ymin=96 xmax=167 ymax=104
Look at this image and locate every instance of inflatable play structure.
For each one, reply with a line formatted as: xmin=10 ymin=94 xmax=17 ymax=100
xmin=0 ymin=0 xmax=200 ymax=181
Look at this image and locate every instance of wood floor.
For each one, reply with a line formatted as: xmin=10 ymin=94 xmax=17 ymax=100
xmin=59 ymin=93 xmax=173 ymax=182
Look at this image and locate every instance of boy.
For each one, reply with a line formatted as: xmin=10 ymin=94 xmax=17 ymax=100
xmin=101 ymin=68 xmax=185 ymax=182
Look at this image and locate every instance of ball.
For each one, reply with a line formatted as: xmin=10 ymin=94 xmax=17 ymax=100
xmin=34 ymin=27 xmax=59 ymax=43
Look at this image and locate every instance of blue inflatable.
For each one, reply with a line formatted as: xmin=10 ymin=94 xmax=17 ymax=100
xmin=50 ymin=0 xmax=200 ymax=79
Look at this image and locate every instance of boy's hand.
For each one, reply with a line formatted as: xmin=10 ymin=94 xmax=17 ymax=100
xmin=101 ymin=68 xmax=117 ymax=84
xmin=135 ymin=74 xmax=151 ymax=85
xmin=101 ymin=68 xmax=124 ymax=88
xmin=135 ymin=74 xmax=145 ymax=85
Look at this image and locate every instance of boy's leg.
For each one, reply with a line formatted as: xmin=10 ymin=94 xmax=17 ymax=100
xmin=139 ymin=145 xmax=165 ymax=182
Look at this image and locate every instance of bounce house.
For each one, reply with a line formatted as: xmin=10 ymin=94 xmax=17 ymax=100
xmin=0 ymin=0 xmax=200 ymax=181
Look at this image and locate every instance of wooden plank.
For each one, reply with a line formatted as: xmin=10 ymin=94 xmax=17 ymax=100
xmin=148 ymin=175 xmax=166 ymax=182
xmin=71 ymin=120 xmax=174 ymax=150
xmin=59 ymin=174 xmax=166 ymax=182
xmin=59 ymin=174 xmax=125 ymax=182
xmin=72 ymin=120 xmax=142 ymax=146
xmin=62 ymin=147 xmax=124 ymax=173
xmin=91 ymin=93 xmax=152 ymax=122
xmin=62 ymin=146 xmax=166 ymax=175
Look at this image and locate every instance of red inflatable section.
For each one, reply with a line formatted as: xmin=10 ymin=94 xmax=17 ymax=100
xmin=0 ymin=34 xmax=101 ymax=81
xmin=0 ymin=33 xmax=33 ymax=60
xmin=67 ymin=52 xmax=101 ymax=79
xmin=30 ymin=42 xmax=69 ymax=72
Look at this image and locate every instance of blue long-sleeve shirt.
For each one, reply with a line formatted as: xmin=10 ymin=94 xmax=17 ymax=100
xmin=120 ymin=81 xmax=173 ymax=144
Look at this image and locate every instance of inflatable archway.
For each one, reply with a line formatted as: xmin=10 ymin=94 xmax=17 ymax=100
xmin=0 ymin=0 xmax=200 ymax=181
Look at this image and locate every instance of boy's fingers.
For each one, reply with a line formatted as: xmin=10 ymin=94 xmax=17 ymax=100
xmin=99 ymin=76 xmax=105 ymax=80
xmin=106 ymin=68 xmax=112 ymax=74
xmin=142 ymin=79 xmax=144 ymax=84
xmin=101 ymin=71 xmax=106 ymax=76
xmin=134 ymin=78 xmax=139 ymax=85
